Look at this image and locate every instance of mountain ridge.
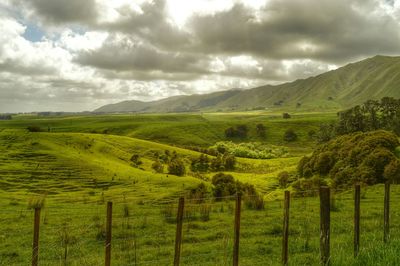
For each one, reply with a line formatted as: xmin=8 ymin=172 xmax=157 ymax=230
xmin=95 ymin=55 xmax=400 ymax=113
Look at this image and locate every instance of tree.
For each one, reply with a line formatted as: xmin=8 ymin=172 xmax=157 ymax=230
xmin=190 ymin=154 xmax=210 ymax=173
xmin=282 ymin=113 xmax=291 ymax=119
xmin=384 ymin=159 xmax=400 ymax=183
xmin=256 ymin=124 xmax=266 ymax=138
xmin=283 ymin=129 xmax=297 ymax=142
xmin=168 ymin=158 xmax=186 ymax=176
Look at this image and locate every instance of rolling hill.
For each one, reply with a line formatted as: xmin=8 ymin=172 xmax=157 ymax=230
xmin=95 ymin=55 xmax=400 ymax=113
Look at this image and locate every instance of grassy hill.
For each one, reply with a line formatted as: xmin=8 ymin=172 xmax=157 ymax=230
xmin=95 ymin=55 xmax=400 ymax=113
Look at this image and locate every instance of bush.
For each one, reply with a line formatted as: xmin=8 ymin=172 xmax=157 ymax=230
xmin=282 ymin=113 xmax=291 ymax=119
xmin=151 ymin=160 xmax=164 ymax=173
xmin=224 ymin=125 xmax=248 ymax=139
xmin=168 ymin=158 xmax=186 ymax=176
xmin=298 ymin=130 xmax=400 ymax=188
xmin=27 ymin=126 xmax=42 ymax=132
xmin=284 ymin=129 xmax=297 ymax=142
xmin=130 ymin=154 xmax=142 ymax=167
xmin=256 ymin=124 xmax=266 ymax=138
xmin=278 ymin=171 xmax=290 ymax=188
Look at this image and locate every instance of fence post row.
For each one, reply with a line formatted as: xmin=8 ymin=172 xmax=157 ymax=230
xmin=174 ymin=197 xmax=185 ymax=266
xmin=105 ymin=201 xmax=113 ymax=266
xmin=384 ymin=182 xmax=390 ymax=243
xmin=32 ymin=207 xmax=41 ymax=266
xmin=354 ymin=185 xmax=360 ymax=257
xmin=282 ymin=191 xmax=290 ymax=265
xmin=233 ymin=194 xmax=242 ymax=266
xmin=319 ymin=187 xmax=330 ymax=265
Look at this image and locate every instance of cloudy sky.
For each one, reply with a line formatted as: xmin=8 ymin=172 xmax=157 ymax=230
xmin=0 ymin=0 xmax=399 ymax=112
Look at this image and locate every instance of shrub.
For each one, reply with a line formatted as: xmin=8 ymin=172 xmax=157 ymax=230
xmin=168 ymin=158 xmax=186 ymax=176
xmin=384 ymin=159 xmax=400 ymax=183
xmin=282 ymin=113 xmax=291 ymax=119
xmin=298 ymin=130 xmax=400 ymax=188
xmin=278 ymin=171 xmax=290 ymax=188
xmin=27 ymin=126 xmax=42 ymax=132
xmin=151 ymin=160 xmax=164 ymax=173
xmin=130 ymin=154 xmax=142 ymax=167
xmin=284 ymin=129 xmax=297 ymax=142
xmin=256 ymin=123 xmax=266 ymax=138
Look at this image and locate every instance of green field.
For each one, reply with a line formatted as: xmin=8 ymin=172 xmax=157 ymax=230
xmin=1 ymin=112 xmax=399 ymax=265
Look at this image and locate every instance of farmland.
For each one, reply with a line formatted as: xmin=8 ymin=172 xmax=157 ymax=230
xmin=0 ymin=112 xmax=399 ymax=265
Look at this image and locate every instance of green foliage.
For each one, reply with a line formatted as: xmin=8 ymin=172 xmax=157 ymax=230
xmin=151 ymin=159 xmax=164 ymax=173
xmin=210 ymin=141 xmax=288 ymax=159
xmin=224 ymin=125 xmax=248 ymax=139
xmin=168 ymin=158 xmax=186 ymax=176
xmin=255 ymin=123 xmax=266 ymax=138
xmin=277 ymin=171 xmax=290 ymax=188
xmin=298 ymin=130 xmax=400 ymax=188
xmin=130 ymin=154 xmax=143 ymax=167
xmin=283 ymin=129 xmax=298 ymax=142
xmin=190 ymin=154 xmax=210 ymax=173
xmin=27 ymin=125 xmax=42 ymax=132
xmin=282 ymin=113 xmax=291 ymax=119
xmin=384 ymin=160 xmax=400 ymax=183
xmin=336 ymin=97 xmax=400 ymax=135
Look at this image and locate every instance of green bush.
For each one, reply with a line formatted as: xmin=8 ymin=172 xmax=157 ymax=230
xmin=168 ymin=158 xmax=186 ymax=176
xmin=298 ymin=130 xmax=400 ymax=188
xmin=283 ymin=129 xmax=297 ymax=142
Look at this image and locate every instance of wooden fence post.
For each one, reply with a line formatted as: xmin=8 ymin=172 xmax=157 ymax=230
xmin=282 ymin=191 xmax=290 ymax=265
xmin=32 ymin=207 xmax=41 ymax=266
xmin=354 ymin=185 xmax=360 ymax=257
xmin=384 ymin=182 xmax=390 ymax=243
xmin=319 ymin=187 xmax=330 ymax=265
xmin=105 ymin=201 xmax=113 ymax=266
xmin=174 ymin=197 xmax=185 ymax=266
xmin=233 ymin=194 xmax=242 ymax=266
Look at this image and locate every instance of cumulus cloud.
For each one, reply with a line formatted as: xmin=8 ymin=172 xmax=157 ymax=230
xmin=0 ymin=0 xmax=400 ymax=112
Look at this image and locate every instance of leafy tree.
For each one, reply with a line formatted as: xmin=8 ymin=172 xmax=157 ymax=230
xmin=190 ymin=154 xmax=210 ymax=173
xmin=168 ymin=158 xmax=186 ymax=176
xmin=384 ymin=159 xmax=400 ymax=183
xmin=282 ymin=113 xmax=291 ymax=119
xmin=298 ymin=130 xmax=400 ymax=188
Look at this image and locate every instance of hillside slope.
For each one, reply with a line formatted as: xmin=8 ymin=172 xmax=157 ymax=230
xmin=95 ymin=55 xmax=400 ymax=113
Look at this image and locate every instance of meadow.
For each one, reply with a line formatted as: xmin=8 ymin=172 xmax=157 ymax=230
xmin=2 ymin=111 xmax=399 ymax=265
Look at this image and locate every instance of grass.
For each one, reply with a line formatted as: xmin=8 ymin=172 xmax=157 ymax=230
xmin=1 ymin=185 xmax=400 ymax=265
xmin=2 ymin=111 xmax=398 ymax=265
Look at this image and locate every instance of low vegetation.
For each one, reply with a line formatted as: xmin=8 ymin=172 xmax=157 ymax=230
xmin=297 ymin=130 xmax=400 ymax=188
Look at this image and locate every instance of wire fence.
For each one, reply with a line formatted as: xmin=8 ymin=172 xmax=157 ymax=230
xmin=1 ymin=184 xmax=400 ymax=265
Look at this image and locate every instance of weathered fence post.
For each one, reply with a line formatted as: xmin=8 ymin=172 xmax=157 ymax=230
xmin=105 ymin=201 xmax=113 ymax=266
xmin=319 ymin=187 xmax=330 ymax=265
xmin=174 ymin=197 xmax=185 ymax=266
xmin=32 ymin=207 xmax=41 ymax=266
xmin=233 ymin=194 xmax=242 ymax=266
xmin=384 ymin=182 xmax=390 ymax=243
xmin=282 ymin=191 xmax=290 ymax=265
xmin=354 ymin=185 xmax=360 ymax=257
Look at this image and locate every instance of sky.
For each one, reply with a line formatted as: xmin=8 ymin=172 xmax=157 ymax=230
xmin=0 ymin=0 xmax=400 ymax=112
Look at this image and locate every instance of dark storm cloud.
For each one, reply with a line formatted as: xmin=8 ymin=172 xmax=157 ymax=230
xmin=75 ymin=34 xmax=210 ymax=79
xmin=13 ymin=0 xmax=98 ymax=25
xmin=189 ymin=0 xmax=400 ymax=63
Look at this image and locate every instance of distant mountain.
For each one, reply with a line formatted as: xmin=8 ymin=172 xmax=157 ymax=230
xmin=95 ymin=55 xmax=400 ymax=113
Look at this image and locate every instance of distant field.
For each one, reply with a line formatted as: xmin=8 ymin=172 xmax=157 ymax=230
xmin=0 ymin=112 xmax=336 ymax=149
